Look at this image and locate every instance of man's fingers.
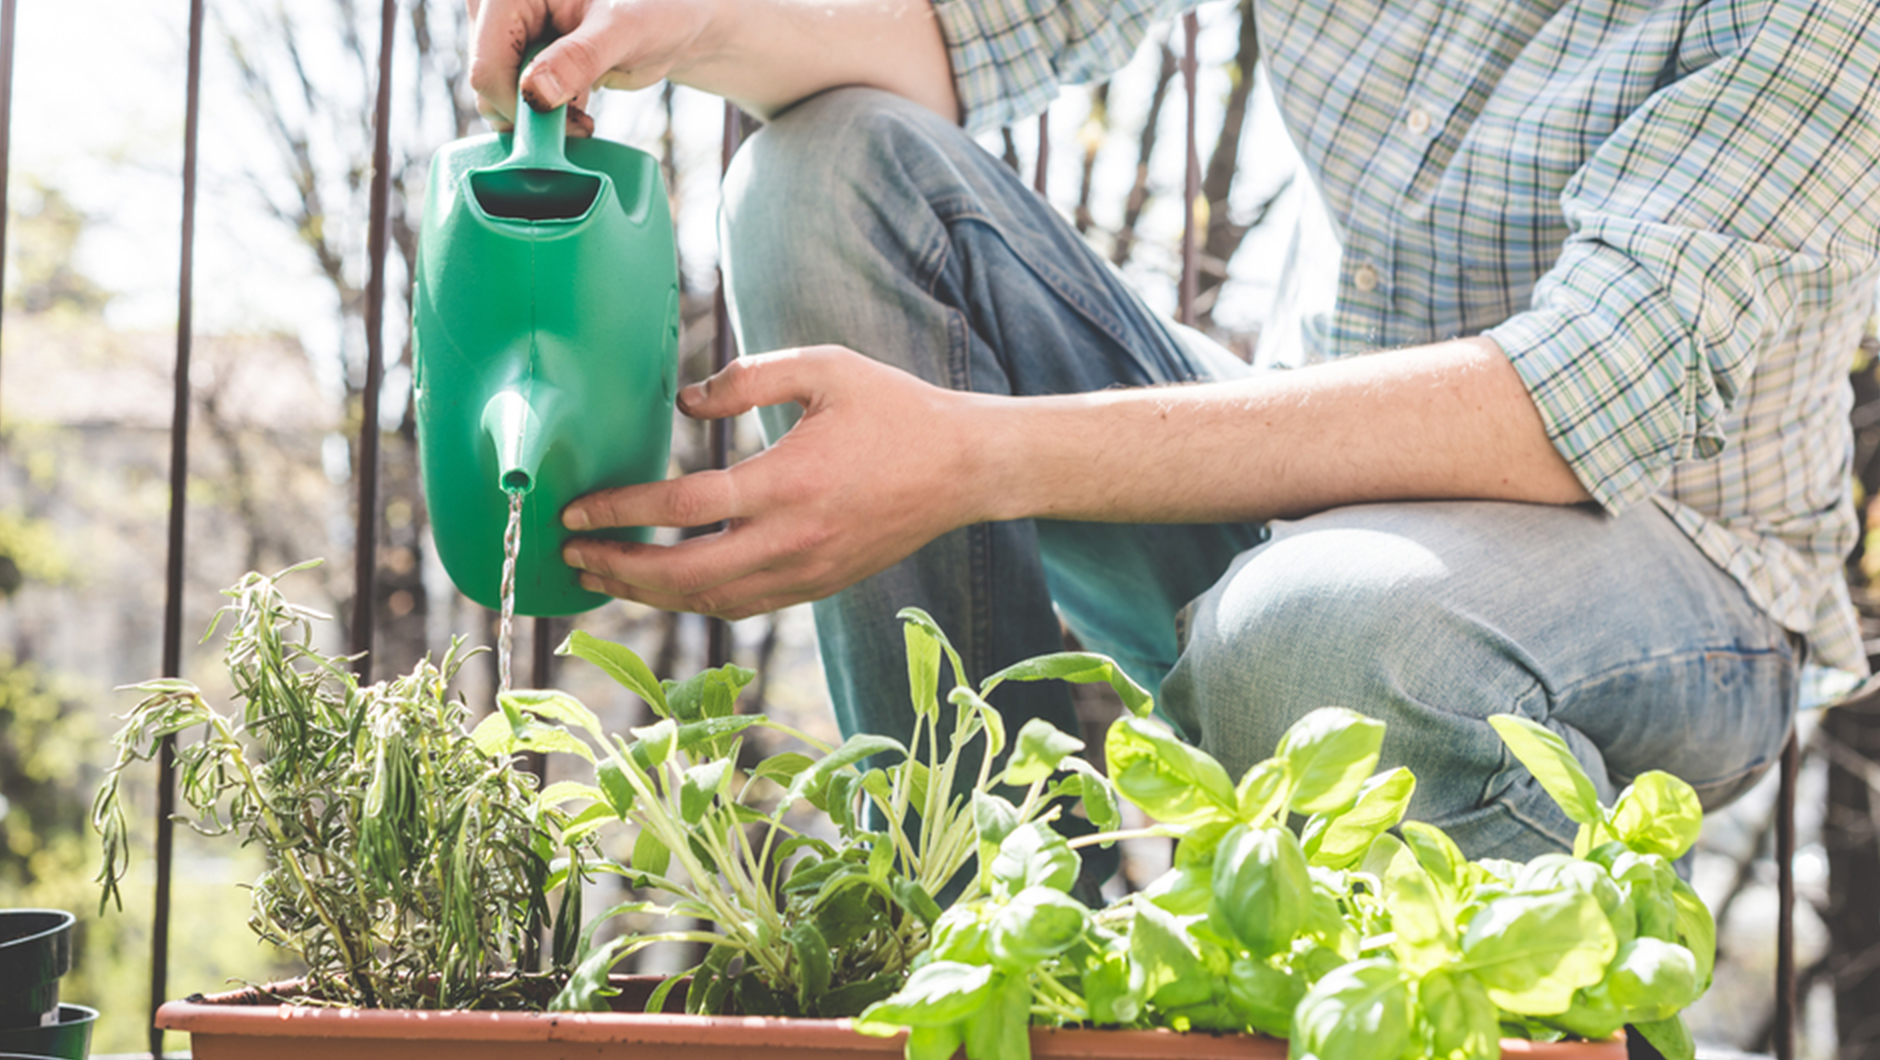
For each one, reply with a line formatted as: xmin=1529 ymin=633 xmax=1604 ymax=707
xmin=520 ymin=7 xmax=639 ymax=112
xmin=563 ymin=469 xmax=743 ymax=533
xmin=680 ymin=347 xmax=853 ymax=420
xmin=572 ymin=553 xmax=816 ymax=622
xmin=467 ymin=2 xmax=537 ymax=125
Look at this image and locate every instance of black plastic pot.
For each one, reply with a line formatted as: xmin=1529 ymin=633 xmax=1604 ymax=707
xmin=0 ymin=1006 xmax=95 ymax=1060
xmin=0 ymin=911 xmax=74 ymax=1030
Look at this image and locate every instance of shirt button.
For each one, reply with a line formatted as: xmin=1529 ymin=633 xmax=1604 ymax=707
xmin=1405 ymin=107 xmax=1432 ymax=135
xmin=1352 ymin=263 xmax=1380 ymax=292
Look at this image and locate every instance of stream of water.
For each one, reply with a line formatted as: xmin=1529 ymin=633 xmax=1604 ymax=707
xmin=497 ymin=489 xmax=524 ymax=693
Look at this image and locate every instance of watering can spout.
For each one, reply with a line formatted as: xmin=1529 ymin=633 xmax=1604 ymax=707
xmin=481 ymin=386 xmax=562 ymax=496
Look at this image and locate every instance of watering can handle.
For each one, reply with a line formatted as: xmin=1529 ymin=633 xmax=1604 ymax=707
xmin=507 ymin=41 xmax=571 ymax=169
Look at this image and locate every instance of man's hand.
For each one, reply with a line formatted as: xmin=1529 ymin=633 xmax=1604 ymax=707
xmin=464 ymin=0 xmax=960 ymax=134
xmin=467 ymin=0 xmax=713 ymax=132
xmin=561 ymin=347 xmax=991 ymax=621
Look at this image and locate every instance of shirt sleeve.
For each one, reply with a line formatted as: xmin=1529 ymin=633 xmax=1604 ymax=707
xmin=1484 ymin=1 xmax=1880 ymax=513
xmin=932 ymin=0 xmax=1197 ymax=134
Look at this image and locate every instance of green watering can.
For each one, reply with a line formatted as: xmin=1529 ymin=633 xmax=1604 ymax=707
xmin=413 ymin=86 xmax=679 ymax=616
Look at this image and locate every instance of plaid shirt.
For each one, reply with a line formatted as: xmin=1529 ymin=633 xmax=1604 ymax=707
xmin=932 ymin=0 xmax=1880 ymax=674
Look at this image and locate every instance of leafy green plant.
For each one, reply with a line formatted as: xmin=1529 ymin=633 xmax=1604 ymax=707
xmin=93 ymin=567 xmax=591 ymax=1009
xmin=851 ymin=666 xmax=1716 ymax=1060
xmin=483 ymin=608 xmax=1119 ymax=1018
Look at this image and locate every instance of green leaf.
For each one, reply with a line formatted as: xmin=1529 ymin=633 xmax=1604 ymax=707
xmin=1400 ymin=820 xmax=1468 ymax=898
xmin=501 ymin=689 xmax=606 ymax=745
xmin=680 ymin=759 xmax=731 ymax=825
xmin=782 ymin=733 xmax=907 ymax=809
xmin=750 ymin=750 xmax=816 ymax=787
xmin=1385 ymin=851 xmax=1457 ymax=974
xmin=627 ymin=718 xmax=677 ymax=771
xmin=560 ymin=630 xmax=671 ymax=716
xmin=1277 ymin=707 xmax=1387 ymax=815
xmin=1048 ymin=764 xmax=1121 ymax=834
xmin=673 ymin=715 xmax=768 ymax=757
xmin=950 ymin=686 xmax=1007 ymax=760
xmin=1418 ymin=968 xmax=1500 ymax=1060
xmin=891 ymin=878 xmax=943 ymax=929
xmin=1141 ymin=864 xmax=1212 ymax=917
xmin=1603 ymin=937 xmax=1700 ymax=1022
xmin=1290 ymin=958 xmax=1414 ymax=1060
xmin=1487 ymin=714 xmax=1604 ymax=826
xmin=1210 ymin=822 xmax=1310 ymax=958
xmin=1106 ymin=715 xmax=1236 ymax=827
xmin=1632 ymin=1013 xmax=1696 ymax=1060
xmin=663 ymin=664 xmax=756 ymax=723
xmin=818 ymin=976 xmax=902 ymax=1018
xmin=897 ymin=607 xmax=967 ymax=698
xmin=1609 ymin=771 xmax=1703 ymax=860
xmin=1303 ymin=766 xmax=1416 ymax=869
xmin=1002 ymin=717 xmax=1085 ymax=786
xmin=1670 ymin=877 xmax=1717 ymax=989
xmin=963 ymin=971 xmax=1032 ymax=1060
xmin=470 ymin=710 xmax=518 ymax=757
xmin=1227 ymin=955 xmax=1303 ymax=1037
xmin=991 ymin=820 xmax=1080 ymax=896
xmin=1459 ymin=890 xmax=1617 ymax=1015
xmin=631 ymin=827 xmax=670 ymax=877
xmin=1128 ymin=898 xmax=1205 ymax=1008
xmin=537 ymin=781 xmax=604 ymax=809
xmin=595 ymin=758 xmax=636 ymax=817
xmin=904 ymin=614 xmax=944 ymax=721
xmin=548 ymin=935 xmax=630 ymax=1011
xmin=988 ymin=885 xmax=1089 ymax=969
xmin=1236 ymin=758 xmax=1291 ymax=824
xmin=561 ymin=802 xmax=616 ymax=845
xmin=788 ymin=921 xmax=833 ymax=1013
xmin=979 ymin=651 xmax=1154 ymax=719
xmin=856 ymin=960 xmax=996 ymax=1029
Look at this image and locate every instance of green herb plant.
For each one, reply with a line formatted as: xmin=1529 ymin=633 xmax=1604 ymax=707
xmin=93 ymin=567 xmax=592 ymax=1009
xmin=486 ymin=608 xmax=1124 ymax=1018
xmin=852 ymin=659 xmax=1717 ymax=1060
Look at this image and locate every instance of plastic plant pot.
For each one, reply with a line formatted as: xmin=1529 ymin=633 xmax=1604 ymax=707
xmin=0 ymin=911 xmax=75 ymax=1030
xmin=0 ymin=1006 xmax=96 ymax=1060
xmin=153 ymin=979 xmax=1627 ymax=1060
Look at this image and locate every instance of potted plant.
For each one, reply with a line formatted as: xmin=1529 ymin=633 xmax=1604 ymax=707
xmin=0 ymin=908 xmax=96 ymax=1060
xmin=107 ymin=569 xmax=1704 ymax=1059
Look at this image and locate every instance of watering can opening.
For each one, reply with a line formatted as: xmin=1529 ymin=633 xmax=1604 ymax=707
xmin=470 ymin=167 xmax=602 ymax=221
xmin=502 ymin=469 xmax=534 ymax=493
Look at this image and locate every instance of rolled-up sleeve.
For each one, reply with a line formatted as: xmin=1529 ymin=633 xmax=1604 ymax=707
xmin=932 ymin=0 xmax=1195 ymax=134
xmin=1486 ymin=0 xmax=1880 ymax=513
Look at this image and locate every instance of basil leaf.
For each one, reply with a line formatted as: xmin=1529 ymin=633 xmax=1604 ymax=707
xmin=1671 ymin=877 xmax=1717 ymax=989
xmin=988 ymin=885 xmax=1089 ymax=969
xmin=856 ymin=960 xmax=995 ymax=1029
xmin=1304 ymin=766 xmax=1416 ymax=869
xmin=1128 ymin=898 xmax=1205 ymax=1008
xmin=991 ymin=820 xmax=1080 ymax=896
xmin=1487 ymin=714 xmax=1604 ymax=826
xmin=1632 ymin=1013 xmax=1696 ymax=1060
xmin=1105 ymin=715 xmax=1236 ymax=827
xmin=1385 ymin=850 xmax=1456 ymax=974
xmin=1459 ymin=890 xmax=1617 ymax=1015
xmin=1002 ymin=717 xmax=1085 ymax=786
xmin=787 ymin=921 xmax=833 ymax=1013
xmin=1227 ymin=955 xmax=1302 ymax=1037
xmin=1603 ymin=937 xmax=1700 ymax=1022
xmin=1610 ymin=770 xmax=1703 ymax=860
xmin=1209 ymin=822 xmax=1309 ymax=958
xmin=962 ymin=971 xmax=1032 ymax=1060
xmin=1291 ymin=958 xmax=1414 ymax=1060
xmin=1418 ymin=968 xmax=1500 ymax=1060
xmin=1278 ymin=707 xmax=1386 ymax=815
xmin=1235 ymin=758 xmax=1290 ymax=824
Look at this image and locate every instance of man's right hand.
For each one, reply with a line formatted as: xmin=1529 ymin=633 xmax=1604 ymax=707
xmin=466 ymin=0 xmax=714 ymax=130
xmin=465 ymin=0 xmax=961 ymax=132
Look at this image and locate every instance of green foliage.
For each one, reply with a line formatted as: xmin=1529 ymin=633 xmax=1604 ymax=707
xmin=94 ymin=568 xmax=590 ymax=1009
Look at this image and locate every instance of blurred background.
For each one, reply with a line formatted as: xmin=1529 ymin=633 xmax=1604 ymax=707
xmin=0 ymin=0 xmax=1876 ymax=1056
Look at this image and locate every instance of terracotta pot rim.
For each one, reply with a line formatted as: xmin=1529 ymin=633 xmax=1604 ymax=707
xmin=153 ymin=978 xmax=1625 ymax=1058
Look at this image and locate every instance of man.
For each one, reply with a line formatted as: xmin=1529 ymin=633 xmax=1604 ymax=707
xmin=466 ymin=0 xmax=1880 ymax=860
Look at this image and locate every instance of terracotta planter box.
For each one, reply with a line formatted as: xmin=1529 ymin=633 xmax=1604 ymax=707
xmin=155 ymin=978 xmax=1626 ymax=1060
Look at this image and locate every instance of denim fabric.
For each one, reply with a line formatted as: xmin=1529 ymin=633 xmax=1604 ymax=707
xmin=718 ymin=87 xmax=1799 ymax=862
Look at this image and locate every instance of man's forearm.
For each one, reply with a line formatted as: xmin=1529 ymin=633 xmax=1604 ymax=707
xmin=673 ymin=0 xmax=959 ymax=122
xmin=961 ymin=337 xmax=1592 ymax=525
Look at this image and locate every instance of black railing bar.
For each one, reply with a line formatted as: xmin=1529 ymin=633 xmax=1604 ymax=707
xmin=151 ymin=0 xmax=207 ymax=1054
xmin=1178 ymin=12 xmax=1199 ymax=327
xmin=0 ymin=0 xmax=17 ymax=425
xmin=1775 ymin=728 xmax=1798 ymax=1060
xmin=706 ymin=102 xmax=742 ymax=670
xmin=1033 ymin=112 xmax=1049 ymax=195
xmin=350 ymin=0 xmax=400 ymax=679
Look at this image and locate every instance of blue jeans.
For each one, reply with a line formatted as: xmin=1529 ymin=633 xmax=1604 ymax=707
xmin=719 ymin=87 xmax=1799 ymax=861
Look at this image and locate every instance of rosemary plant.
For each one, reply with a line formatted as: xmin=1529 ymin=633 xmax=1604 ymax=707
xmin=94 ymin=567 xmax=589 ymax=1009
